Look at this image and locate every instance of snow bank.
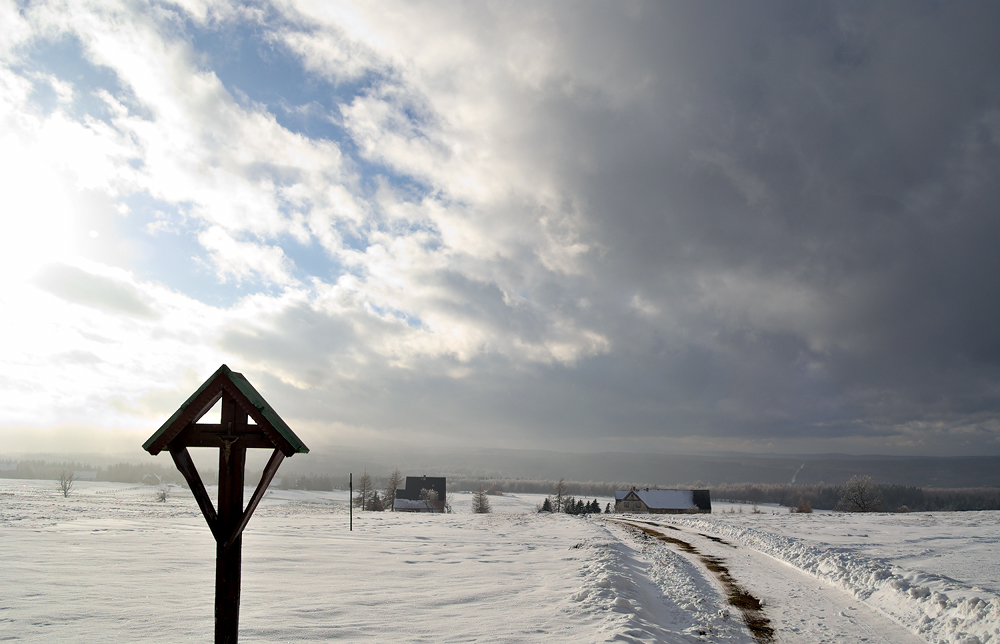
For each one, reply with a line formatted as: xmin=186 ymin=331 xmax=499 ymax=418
xmin=667 ymin=515 xmax=1000 ymax=644
xmin=571 ymin=523 xmax=756 ymax=643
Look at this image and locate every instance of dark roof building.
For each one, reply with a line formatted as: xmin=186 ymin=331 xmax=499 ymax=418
xmin=394 ymin=475 xmax=447 ymax=512
xmin=614 ymin=488 xmax=711 ymax=514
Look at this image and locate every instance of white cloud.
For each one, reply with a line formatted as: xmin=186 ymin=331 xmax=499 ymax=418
xmin=199 ymin=226 xmax=297 ymax=286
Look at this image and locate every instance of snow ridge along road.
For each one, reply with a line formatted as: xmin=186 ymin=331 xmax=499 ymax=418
xmin=646 ymin=513 xmax=999 ymax=644
xmin=609 ymin=517 xmax=925 ymax=644
xmin=615 ymin=519 xmax=775 ymax=643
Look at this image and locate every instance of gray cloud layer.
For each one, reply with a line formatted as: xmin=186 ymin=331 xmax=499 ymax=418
xmin=237 ymin=2 xmax=1000 ymax=454
xmin=5 ymin=1 xmax=1000 ymax=456
xmin=258 ymin=3 xmax=1000 ymax=450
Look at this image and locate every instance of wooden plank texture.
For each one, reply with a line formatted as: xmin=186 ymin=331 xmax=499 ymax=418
xmin=215 ymin=395 xmax=246 ymax=644
xmin=175 ymin=423 xmax=274 ymax=450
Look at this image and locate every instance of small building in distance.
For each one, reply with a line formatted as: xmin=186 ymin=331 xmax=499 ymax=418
xmin=614 ymin=487 xmax=711 ymax=514
xmin=394 ymin=475 xmax=447 ymax=512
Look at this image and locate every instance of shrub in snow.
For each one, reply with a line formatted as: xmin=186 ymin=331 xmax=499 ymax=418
xmin=791 ymin=497 xmax=812 ymax=513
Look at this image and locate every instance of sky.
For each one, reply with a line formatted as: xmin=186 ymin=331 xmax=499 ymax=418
xmin=1 ymin=1 xmax=999 ymax=458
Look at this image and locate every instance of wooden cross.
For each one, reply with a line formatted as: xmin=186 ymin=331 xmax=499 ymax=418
xmin=143 ymin=365 xmax=308 ymax=644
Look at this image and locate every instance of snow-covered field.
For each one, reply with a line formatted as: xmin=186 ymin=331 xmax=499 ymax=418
xmin=1 ymin=480 xmax=998 ymax=643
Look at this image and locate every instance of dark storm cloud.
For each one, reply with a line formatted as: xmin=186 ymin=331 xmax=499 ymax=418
xmin=486 ymin=2 xmax=1000 ymax=447
xmin=204 ymin=1 xmax=1000 ymax=454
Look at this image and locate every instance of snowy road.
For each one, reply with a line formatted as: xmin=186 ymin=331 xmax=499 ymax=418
xmin=613 ymin=518 xmax=926 ymax=644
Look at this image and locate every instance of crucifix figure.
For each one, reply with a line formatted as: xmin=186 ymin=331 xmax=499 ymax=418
xmin=143 ymin=365 xmax=308 ymax=644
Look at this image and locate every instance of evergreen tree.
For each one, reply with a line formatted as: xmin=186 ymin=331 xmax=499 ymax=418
xmin=605 ymin=502 xmax=612 ymax=514
xmin=471 ymin=483 xmax=491 ymax=513
xmin=540 ymin=497 xmax=552 ymax=512
xmin=576 ymin=499 xmax=585 ymax=514
xmin=564 ymin=495 xmax=576 ymax=514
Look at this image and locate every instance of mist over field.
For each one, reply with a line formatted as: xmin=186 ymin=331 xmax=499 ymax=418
xmin=5 ymin=447 xmax=1000 ymax=492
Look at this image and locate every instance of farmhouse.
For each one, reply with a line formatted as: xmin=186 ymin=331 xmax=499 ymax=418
xmin=614 ymin=487 xmax=711 ymax=514
xmin=393 ymin=475 xmax=447 ymax=512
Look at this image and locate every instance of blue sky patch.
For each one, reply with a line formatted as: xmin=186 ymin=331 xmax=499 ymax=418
xmin=18 ymin=33 xmax=151 ymax=123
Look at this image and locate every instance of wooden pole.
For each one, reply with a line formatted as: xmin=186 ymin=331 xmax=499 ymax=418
xmin=349 ymin=472 xmax=353 ymax=531
xmin=216 ymin=395 xmax=246 ymax=644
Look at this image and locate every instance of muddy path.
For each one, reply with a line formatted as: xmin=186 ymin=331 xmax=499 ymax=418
xmin=617 ymin=519 xmax=775 ymax=644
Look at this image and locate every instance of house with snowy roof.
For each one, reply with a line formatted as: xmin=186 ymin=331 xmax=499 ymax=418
xmin=614 ymin=487 xmax=711 ymax=514
xmin=393 ymin=475 xmax=447 ymax=512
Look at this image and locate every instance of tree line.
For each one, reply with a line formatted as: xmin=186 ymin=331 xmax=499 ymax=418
xmin=538 ymin=478 xmax=610 ymax=514
xmin=448 ymin=477 xmax=628 ymax=496
xmin=714 ymin=479 xmax=1000 ymax=512
xmin=8 ymin=459 xmax=998 ymax=512
xmin=0 ymin=459 xmax=190 ymax=485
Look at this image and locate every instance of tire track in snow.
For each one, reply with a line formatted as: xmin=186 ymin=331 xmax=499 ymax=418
xmin=624 ymin=518 xmax=928 ymax=644
xmin=617 ymin=519 xmax=775 ymax=643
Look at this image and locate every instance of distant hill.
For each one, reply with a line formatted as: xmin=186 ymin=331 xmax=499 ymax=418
xmin=5 ymin=448 xmax=999 ymax=489
xmin=274 ymin=448 xmax=1000 ymax=489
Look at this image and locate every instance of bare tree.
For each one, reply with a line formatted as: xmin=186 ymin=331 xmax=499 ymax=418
xmin=354 ymin=470 xmax=373 ymax=510
xmin=838 ymin=475 xmax=884 ymax=512
xmin=419 ymin=487 xmax=439 ymax=511
xmin=471 ymin=483 xmax=491 ymax=514
xmin=384 ymin=467 xmax=403 ymax=511
xmin=157 ymin=487 xmax=169 ymax=503
xmin=553 ymin=477 xmax=568 ymax=513
xmin=58 ymin=471 xmax=75 ymax=497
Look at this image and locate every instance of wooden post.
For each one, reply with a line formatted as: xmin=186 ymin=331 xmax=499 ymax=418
xmin=216 ymin=395 xmax=246 ymax=644
xmin=349 ymin=472 xmax=353 ymax=531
